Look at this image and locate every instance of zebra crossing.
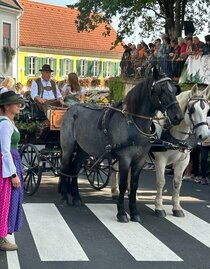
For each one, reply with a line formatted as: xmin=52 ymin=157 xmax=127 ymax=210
xmin=4 ymin=202 xmax=210 ymax=269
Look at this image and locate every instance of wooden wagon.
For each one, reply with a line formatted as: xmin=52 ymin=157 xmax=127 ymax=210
xmin=18 ymin=102 xmax=112 ymax=196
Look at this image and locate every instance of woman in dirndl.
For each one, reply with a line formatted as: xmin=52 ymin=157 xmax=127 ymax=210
xmin=0 ymin=91 xmax=25 ymax=251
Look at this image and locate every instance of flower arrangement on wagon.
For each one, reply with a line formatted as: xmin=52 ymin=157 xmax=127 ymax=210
xmin=84 ymin=89 xmax=109 ymax=106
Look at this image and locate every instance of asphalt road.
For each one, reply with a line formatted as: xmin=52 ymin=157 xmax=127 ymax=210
xmin=1 ymin=170 xmax=210 ymax=269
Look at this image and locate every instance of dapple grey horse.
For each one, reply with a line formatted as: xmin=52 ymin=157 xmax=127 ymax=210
xmin=59 ymin=67 xmax=183 ymax=223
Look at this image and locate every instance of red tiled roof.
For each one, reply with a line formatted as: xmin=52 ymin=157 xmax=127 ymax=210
xmin=19 ymin=0 xmax=123 ymax=55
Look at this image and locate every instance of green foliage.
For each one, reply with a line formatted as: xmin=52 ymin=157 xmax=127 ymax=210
xmin=70 ymin=0 xmax=209 ymax=45
xmin=109 ymin=77 xmax=125 ymax=102
xmin=15 ymin=121 xmax=41 ymax=133
xmin=3 ymin=46 xmax=16 ymax=69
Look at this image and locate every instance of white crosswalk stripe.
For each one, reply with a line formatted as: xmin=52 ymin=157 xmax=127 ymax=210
xmin=147 ymin=204 xmax=210 ymax=248
xmin=6 ymin=202 xmax=210 ymax=267
xmin=23 ymin=203 xmax=89 ymax=261
xmin=6 ymin=234 xmax=20 ymax=269
xmin=87 ymin=203 xmax=182 ymax=261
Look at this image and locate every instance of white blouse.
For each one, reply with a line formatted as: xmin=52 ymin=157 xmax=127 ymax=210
xmin=0 ymin=87 xmax=8 ymax=94
xmin=30 ymin=78 xmax=63 ymax=100
xmin=0 ymin=116 xmax=18 ymax=178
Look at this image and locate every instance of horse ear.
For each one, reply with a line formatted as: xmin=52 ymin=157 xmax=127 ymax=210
xmin=202 ymin=84 xmax=210 ymax=99
xmin=189 ymin=84 xmax=199 ymax=97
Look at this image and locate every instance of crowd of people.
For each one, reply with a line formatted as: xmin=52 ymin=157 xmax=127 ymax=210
xmin=120 ymin=33 xmax=210 ymax=79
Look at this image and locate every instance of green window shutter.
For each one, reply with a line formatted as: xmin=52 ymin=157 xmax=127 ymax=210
xmin=76 ymin=60 xmax=81 ymax=76
xmin=37 ymin=58 xmax=43 ymax=75
xmin=24 ymin=56 xmax=30 ymax=76
xmin=103 ymin=62 xmax=107 ymax=77
xmin=97 ymin=61 xmax=102 ymax=77
xmin=42 ymin=58 xmax=47 ymax=65
xmin=53 ymin=59 xmax=57 ymax=76
xmin=87 ymin=61 xmax=93 ymax=76
xmin=84 ymin=60 xmax=90 ymax=76
xmin=69 ymin=59 xmax=74 ymax=73
xmin=111 ymin=62 xmax=118 ymax=76
xmin=60 ymin=59 xmax=64 ymax=76
xmin=116 ymin=62 xmax=120 ymax=76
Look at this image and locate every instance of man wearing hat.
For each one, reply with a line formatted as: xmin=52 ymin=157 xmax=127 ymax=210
xmin=0 ymin=91 xmax=25 ymax=251
xmin=30 ymin=64 xmax=64 ymax=106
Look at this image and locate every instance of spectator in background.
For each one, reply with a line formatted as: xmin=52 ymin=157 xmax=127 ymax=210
xmin=203 ymin=34 xmax=210 ymax=55
xmin=0 ymin=77 xmax=15 ymax=94
xmin=15 ymin=82 xmax=24 ymax=96
xmin=134 ymin=43 xmax=147 ymax=74
xmin=172 ymin=37 xmax=187 ymax=78
xmin=161 ymin=36 xmax=172 ymax=76
xmin=192 ymin=36 xmax=204 ymax=56
xmin=130 ymin=44 xmax=138 ymax=65
xmin=154 ymin=38 xmax=161 ymax=59
xmin=185 ymin=36 xmax=193 ymax=56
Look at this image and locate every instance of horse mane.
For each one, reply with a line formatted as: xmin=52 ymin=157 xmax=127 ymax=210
xmin=125 ymin=77 xmax=153 ymax=113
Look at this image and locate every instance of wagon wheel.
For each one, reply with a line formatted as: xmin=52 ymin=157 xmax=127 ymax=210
xmin=84 ymin=157 xmax=111 ymax=190
xmin=20 ymin=144 xmax=42 ymax=196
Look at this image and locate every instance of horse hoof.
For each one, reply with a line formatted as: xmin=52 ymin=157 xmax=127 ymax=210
xmin=130 ymin=214 xmax=141 ymax=222
xmin=155 ymin=209 xmax=166 ymax=217
xmin=117 ymin=213 xmax=129 ymax=223
xmin=173 ymin=210 xmax=185 ymax=217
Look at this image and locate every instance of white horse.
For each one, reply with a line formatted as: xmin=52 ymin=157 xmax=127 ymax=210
xmin=111 ymin=84 xmax=210 ymax=217
xmin=153 ymin=84 xmax=210 ymax=217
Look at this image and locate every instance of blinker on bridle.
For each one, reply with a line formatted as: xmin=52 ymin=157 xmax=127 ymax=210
xmin=151 ymin=77 xmax=178 ymax=112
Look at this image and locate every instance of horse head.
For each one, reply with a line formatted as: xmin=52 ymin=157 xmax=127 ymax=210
xmin=183 ymin=84 xmax=210 ymax=141
xmin=149 ymin=67 xmax=183 ymax=125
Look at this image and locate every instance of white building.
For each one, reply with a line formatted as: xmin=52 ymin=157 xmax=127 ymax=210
xmin=0 ymin=0 xmax=22 ymax=81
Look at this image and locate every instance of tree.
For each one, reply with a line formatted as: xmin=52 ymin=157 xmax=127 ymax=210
xmin=68 ymin=0 xmax=209 ymax=45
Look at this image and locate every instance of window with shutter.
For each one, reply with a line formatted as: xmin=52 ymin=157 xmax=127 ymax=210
xmin=24 ymin=57 xmax=30 ymax=76
xmin=28 ymin=57 xmax=37 ymax=76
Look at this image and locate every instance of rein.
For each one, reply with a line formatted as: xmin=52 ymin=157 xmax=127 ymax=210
xmin=107 ymin=106 xmax=166 ymax=121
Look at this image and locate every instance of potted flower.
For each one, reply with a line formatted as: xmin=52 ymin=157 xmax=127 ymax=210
xmin=3 ymin=46 xmax=16 ymax=70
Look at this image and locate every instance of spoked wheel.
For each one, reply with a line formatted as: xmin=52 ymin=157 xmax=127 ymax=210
xmin=20 ymin=144 xmax=42 ymax=196
xmin=84 ymin=157 xmax=111 ymax=190
xmin=50 ymin=151 xmax=61 ymax=176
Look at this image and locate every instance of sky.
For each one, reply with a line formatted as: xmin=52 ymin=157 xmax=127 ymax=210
xmin=32 ymin=0 xmax=208 ymax=44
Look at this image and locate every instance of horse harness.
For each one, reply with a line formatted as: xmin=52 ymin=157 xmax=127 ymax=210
xmin=161 ymin=96 xmax=209 ymax=152
xmin=186 ymin=97 xmax=208 ymax=130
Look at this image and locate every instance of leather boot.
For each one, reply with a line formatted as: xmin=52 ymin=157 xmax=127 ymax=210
xmin=0 ymin=237 xmax=18 ymax=251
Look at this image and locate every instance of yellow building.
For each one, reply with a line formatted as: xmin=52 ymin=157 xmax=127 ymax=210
xmin=19 ymin=0 xmax=123 ymax=85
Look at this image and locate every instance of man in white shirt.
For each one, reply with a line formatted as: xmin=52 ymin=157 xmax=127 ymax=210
xmin=30 ymin=64 xmax=65 ymax=138
xmin=30 ymin=64 xmax=64 ymax=106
